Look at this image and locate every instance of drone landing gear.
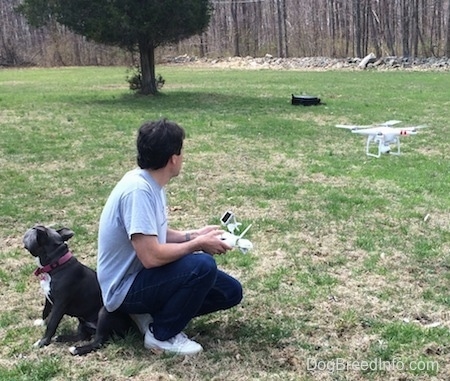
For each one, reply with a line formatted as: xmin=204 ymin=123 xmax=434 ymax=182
xmin=365 ymin=137 xmax=401 ymax=158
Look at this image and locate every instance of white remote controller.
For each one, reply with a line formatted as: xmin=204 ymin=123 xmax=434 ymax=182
xmin=221 ymin=232 xmax=253 ymax=254
xmin=220 ymin=231 xmax=238 ymax=247
xmin=220 ymin=211 xmax=253 ymax=254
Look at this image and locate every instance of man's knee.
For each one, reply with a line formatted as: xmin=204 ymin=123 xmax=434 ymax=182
xmin=191 ymin=253 xmax=217 ymax=280
xmin=230 ymin=280 xmax=243 ymax=307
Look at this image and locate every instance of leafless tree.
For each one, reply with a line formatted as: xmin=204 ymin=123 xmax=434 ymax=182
xmin=2 ymin=0 xmax=450 ymax=67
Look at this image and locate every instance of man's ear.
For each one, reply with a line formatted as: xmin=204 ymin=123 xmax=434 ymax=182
xmin=169 ymin=154 xmax=178 ymax=165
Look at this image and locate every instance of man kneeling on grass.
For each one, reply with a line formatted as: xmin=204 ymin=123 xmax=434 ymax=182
xmin=97 ymin=118 xmax=242 ymax=355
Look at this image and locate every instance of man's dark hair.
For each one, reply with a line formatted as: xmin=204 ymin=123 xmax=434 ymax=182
xmin=137 ymin=119 xmax=185 ymax=170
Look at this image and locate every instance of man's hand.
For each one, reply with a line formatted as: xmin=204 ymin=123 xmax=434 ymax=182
xmin=196 ymin=229 xmax=232 ymax=255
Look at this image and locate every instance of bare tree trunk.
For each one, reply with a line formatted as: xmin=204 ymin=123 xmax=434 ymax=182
xmin=353 ymin=0 xmax=362 ymax=57
xmin=411 ymin=0 xmax=419 ymax=57
xmin=380 ymin=0 xmax=396 ymax=56
xmin=343 ymin=0 xmax=351 ymax=56
xmin=253 ymin=0 xmax=262 ymax=56
xmin=401 ymin=0 xmax=411 ymax=56
xmin=430 ymin=0 xmax=443 ymax=56
xmin=282 ymin=0 xmax=288 ymax=57
xmin=276 ymin=0 xmax=283 ymax=57
xmin=447 ymin=0 xmax=450 ymax=56
xmin=231 ymin=0 xmax=240 ymax=56
xmin=369 ymin=1 xmax=382 ymax=57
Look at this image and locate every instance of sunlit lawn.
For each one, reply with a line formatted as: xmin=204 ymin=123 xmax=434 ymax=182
xmin=0 ymin=65 xmax=449 ymax=380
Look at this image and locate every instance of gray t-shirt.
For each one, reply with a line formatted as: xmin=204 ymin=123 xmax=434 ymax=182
xmin=97 ymin=168 xmax=167 ymax=312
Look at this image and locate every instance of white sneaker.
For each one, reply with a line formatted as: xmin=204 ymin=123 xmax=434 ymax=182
xmin=130 ymin=313 xmax=154 ymax=335
xmin=144 ymin=328 xmax=203 ymax=355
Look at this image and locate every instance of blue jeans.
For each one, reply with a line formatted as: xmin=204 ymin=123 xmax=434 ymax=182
xmin=118 ymin=253 xmax=243 ymax=341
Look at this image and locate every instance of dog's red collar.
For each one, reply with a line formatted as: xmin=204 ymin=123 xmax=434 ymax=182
xmin=34 ymin=251 xmax=73 ymax=276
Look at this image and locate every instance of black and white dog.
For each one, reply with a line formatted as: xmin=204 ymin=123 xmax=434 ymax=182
xmin=23 ymin=225 xmax=148 ymax=355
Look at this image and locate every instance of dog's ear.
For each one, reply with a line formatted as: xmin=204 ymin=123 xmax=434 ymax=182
xmin=34 ymin=225 xmax=49 ymax=244
xmin=57 ymin=228 xmax=75 ymax=241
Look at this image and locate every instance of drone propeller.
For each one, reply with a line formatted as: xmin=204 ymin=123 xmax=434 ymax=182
xmin=339 ymin=124 xmax=427 ymax=136
xmin=335 ymin=124 xmax=371 ymax=130
xmin=336 ymin=120 xmax=404 ymax=130
xmin=335 ymin=123 xmax=394 ymax=130
xmin=400 ymin=125 xmax=428 ymax=131
xmin=380 ymin=120 xmax=402 ymax=126
xmin=391 ymin=125 xmax=428 ymax=135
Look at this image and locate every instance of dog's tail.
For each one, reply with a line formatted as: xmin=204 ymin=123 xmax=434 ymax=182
xmin=69 ymin=307 xmax=133 ymax=356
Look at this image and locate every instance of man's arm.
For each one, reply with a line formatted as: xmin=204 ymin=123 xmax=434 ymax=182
xmin=166 ymin=225 xmax=221 ymax=244
xmin=166 ymin=228 xmax=195 ymax=244
xmin=132 ymin=229 xmax=231 ymax=269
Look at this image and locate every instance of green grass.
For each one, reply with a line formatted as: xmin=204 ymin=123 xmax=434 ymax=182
xmin=0 ymin=65 xmax=449 ymax=380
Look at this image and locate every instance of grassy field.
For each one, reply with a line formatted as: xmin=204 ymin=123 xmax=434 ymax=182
xmin=0 ymin=64 xmax=449 ymax=381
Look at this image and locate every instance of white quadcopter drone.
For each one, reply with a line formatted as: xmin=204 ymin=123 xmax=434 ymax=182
xmin=220 ymin=211 xmax=253 ymax=254
xmin=335 ymin=120 xmax=427 ymax=158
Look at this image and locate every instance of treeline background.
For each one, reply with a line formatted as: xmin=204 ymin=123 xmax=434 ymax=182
xmin=1 ymin=0 xmax=450 ymax=67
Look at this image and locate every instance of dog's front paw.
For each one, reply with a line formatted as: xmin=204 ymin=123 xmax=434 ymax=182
xmin=33 ymin=319 xmax=45 ymax=327
xmin=33 ymin=338 xmax=50 ymax=348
